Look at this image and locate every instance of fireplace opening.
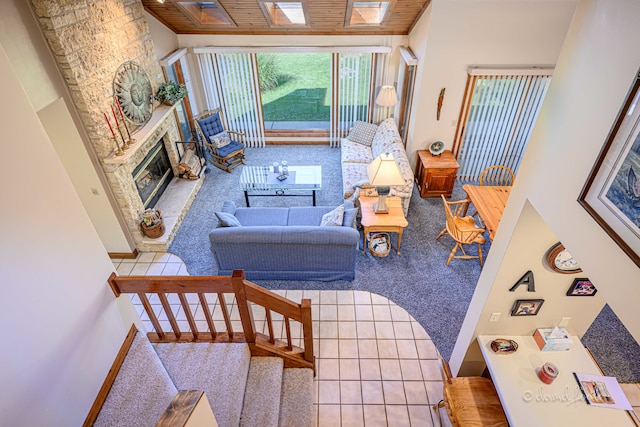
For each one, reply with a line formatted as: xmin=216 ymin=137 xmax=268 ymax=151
xmin=132 ymin=140 xmax=174 ymax=209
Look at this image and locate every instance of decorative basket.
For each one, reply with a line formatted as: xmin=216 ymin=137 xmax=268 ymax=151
xmin=369 ymin=233 xmax=391 ymax=257
xmin=140 ymin=209 xmax=164 ymax=239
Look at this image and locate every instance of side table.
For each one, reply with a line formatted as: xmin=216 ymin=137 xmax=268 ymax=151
xmin=415 ymin=149 xmax=459 ymax=198
xmin=359 ymin=196 xmax=408 ymax=255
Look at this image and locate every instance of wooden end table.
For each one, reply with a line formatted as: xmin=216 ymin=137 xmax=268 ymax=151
xmin=359 ymin=196 xmax=408 ymax=255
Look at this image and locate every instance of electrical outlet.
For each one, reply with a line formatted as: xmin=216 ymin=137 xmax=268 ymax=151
xmin=489 ymin=313 xmax=500 ymax=322
xmin=91 ymin=188 xmax=99 ymax=196
xmin=451 ymin=119 xmax=457 ymax=126
xmin=559 ymin=317 xmax=571 ymax=327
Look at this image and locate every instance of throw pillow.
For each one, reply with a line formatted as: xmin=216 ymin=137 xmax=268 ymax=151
xmin=320 ymin=204 xmax=345 ymax=227
xmin=342 ymin=207 xmax=358 ymax=228
xmin=346 ymin=121 xmax=378 ymax=147
xmin=209 ymin=131 xmax=231 ymax=149
xmin=215 ymin=211 xmax=241 ymax=227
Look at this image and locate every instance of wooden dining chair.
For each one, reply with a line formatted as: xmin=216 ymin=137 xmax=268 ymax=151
xmin=436 ymin=195 xmax=486 ymax=266
xmin=479 ymin=165 xmax=515 ymax=186
xmin=433 ymin=354 xmax=509 ymax=427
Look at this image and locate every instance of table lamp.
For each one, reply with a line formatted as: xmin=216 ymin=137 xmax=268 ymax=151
xmin=367 ymin=153 xmax=405 ymax=214
xmin=375 ymin=85 xmax=398 ymax=119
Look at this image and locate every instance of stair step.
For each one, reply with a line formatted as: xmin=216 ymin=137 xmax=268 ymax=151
xmin=240 ymin=357 xmax=284 ymax=427
xmin=154 ymin=342 xmax=251 ymax=427
xmin=95 ymin=333 xmax=177 ymax=427
xmin=279 ymin=368 xmax=315 ymax=427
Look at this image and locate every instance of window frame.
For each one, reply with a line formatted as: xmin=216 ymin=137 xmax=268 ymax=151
xmin=174 ymin=1 xmax=236 ymax=28
xmin=257 ymin=0 xmax=310 ymax=28
xmin=345 ymin=0 xmax=396 ymax=27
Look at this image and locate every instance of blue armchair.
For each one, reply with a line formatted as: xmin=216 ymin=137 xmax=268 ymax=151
xmin=194 ymin=109 xmax=246 ymax=173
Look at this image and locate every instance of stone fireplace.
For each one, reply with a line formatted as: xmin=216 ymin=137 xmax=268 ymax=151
xmin=31 ymin=0 xmax=202 ymax=252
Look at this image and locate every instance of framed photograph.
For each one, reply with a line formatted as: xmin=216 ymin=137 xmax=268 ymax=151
xmin=510 ymin=299 xmax=544 ymax=316
xmin=566 ymin=278 xmax=598 ymax=296
xmin=579 ymin=70 xmax=640 ymax=268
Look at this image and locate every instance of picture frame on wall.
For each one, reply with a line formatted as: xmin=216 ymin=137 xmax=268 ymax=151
xmin=510 ymin=299 xmax=545 ymax=316
xmin=566 ymin=278 xmax=597 ymax=296
xmin=579 ymin=69 xmax=640 ymax=269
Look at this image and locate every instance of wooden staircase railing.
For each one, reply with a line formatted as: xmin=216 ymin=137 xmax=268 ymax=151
xmin=108 ymin=270 xmax=315 ymax=371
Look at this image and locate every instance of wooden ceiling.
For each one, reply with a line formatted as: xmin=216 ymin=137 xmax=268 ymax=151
xmin=142 ymin=0 xmax=430 ymax=35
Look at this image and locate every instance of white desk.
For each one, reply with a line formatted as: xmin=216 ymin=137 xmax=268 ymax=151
xmin=478 ymin=335 xmax=636 ymax=427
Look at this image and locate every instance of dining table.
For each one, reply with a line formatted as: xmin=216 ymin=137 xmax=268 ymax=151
xmin=462 ymin=184 xmax=511 ymax=241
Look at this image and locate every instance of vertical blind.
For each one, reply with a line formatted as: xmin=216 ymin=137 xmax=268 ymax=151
xmin=196 ymin=52 xmax=266 ymax=148
xmin=453 ymin=69 xmax=552 ymax=181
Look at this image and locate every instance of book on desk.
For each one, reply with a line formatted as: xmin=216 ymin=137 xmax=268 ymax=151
xmin=574 ymin=372 xmax=633 ymax=410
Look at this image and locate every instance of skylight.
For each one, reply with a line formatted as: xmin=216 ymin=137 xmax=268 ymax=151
xmin=259 ymin=1 xmax=308 ymax=27
xmin=176 ymin=1 xmax=235 ymax=27
xmin=347 ymin=1 xmax=393 ymax=26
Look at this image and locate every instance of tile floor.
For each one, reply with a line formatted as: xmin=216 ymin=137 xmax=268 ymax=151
xmin=112 ymin=252 xmax=640 ymax=426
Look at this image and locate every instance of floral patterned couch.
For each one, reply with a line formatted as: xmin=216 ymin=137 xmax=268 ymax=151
xmin=341 ymin=118 xmax=414 ymax=216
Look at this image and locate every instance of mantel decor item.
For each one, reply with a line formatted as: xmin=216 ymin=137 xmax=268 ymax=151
xmin=545 ymin=242 xmax=582 ymax=274
xmin=113 ymin=61 xmax=153 ymax=129
xmin=140 ymin=208 xmax=164 ymax=239
xmin=579 ymin=69 xmax=640 ymax=268
xmin=154 ymin=81 xmax=188 ymax=105
xmin=428 ymin=140 xmax=445 ymax=156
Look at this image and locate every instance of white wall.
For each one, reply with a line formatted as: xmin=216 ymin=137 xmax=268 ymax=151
xmin=0 ymin=42 xmax=133 ymax=426
xmin=407 ymin=0 xmax=577 ymax=170
xmin=453 ymin=0 xmax=640 ymax=375
xmin=146 ymin=11 xmax=180 ymax=60
xmin=0 ymin=1 xmax=133 ymax=254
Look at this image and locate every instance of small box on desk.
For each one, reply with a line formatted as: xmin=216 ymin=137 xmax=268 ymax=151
xmin=533 ymin=328 xmax=573 ymax=351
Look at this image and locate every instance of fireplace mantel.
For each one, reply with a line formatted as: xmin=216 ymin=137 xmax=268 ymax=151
xmin=104 ymin=103 xmax=179 ymax=164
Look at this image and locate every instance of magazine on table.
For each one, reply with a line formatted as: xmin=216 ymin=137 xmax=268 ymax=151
xmin=573 ymin=372 xmax=633 ymax=410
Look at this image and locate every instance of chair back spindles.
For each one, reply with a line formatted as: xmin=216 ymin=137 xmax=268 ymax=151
xmin=479 ymin=165 xmax=514 ymax=186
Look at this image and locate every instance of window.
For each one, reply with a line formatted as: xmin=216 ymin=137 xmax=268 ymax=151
xmin=346 ymin=1 xmax=395 ymax=26
xmin=175 ymin=1 xmax=235 ymax=27
xmin=159 ymin=49 xmax=195 ymax=141
xmin=258 ymin=1 xmax=308 ymax=27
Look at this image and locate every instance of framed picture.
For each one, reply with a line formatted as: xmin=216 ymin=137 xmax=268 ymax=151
xmin=511 ymin=299 xmax=544 ymax=316
xmin=566 ymin=278 xmax=598 ymax=296
xmin=579 ymin=70 xmax=640 ymax=268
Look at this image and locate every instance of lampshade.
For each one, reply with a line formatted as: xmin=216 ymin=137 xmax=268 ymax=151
xmin=368 ymin=153 xmax=405 ymax=186
xmin=375 ymin=85 xmax=398 ymax=107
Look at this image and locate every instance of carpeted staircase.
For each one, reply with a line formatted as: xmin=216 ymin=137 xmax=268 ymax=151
xmin=94 ymin=332 xmax=314 ymax=427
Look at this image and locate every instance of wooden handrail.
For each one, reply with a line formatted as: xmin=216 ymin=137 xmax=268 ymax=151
xmin=108 ymin=270 xmax=315 ymax=371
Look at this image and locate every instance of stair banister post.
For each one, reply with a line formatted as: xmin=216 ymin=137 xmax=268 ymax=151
xmin=231 ymin=270 xmax=256 ymax=344
xmin=107 ymin=272 xmax=121 ymax=297
xmin=301 ymin=298 xmax=315 ymax=368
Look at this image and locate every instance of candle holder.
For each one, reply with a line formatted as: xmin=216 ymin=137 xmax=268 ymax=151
xmin=113 ymin=135 xmax=124 ymax=156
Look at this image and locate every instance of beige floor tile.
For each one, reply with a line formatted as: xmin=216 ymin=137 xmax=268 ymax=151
xmin=338 ymin=305 xmax=356 ymax=321
xmin=152 ymin=252 xmax=173 ymax=262
xmin=400 ymin=359 xmax=423 ymax=381
xmin=373 ymin=305 xmax=392 ymax=321
xmin=375 ymin=321 xmax=396 ymax=340
xmin=130 ymin=262 xmax=151 ymax=275
xmin=146 ymin=263 xmax=166 ymax=275
xmin=354 ymin=291 xmax=372 ymax=305
xmin=303 ymin=289 xmax=321 ymax=305
xmin=362 ymin=381 xmax=385 ymax=405
xmin=161 ymin=262 xmax=181 ymax=275
xmin=420 ymin=359 xmax=441 ymax=381
xmin=382 ymin=381 xmax=407 ymax=405
xmin=358 ymin=339 xmax=379 ymax=359
xmin=337 ymin=290 xmax=355 ymax=304
xmin=319 ymin=339 xmax=339 ymax=358
xmin=371 ymin=293 xmax=390 ymax=305
xmin=320 ymin=305 xmax=338 ymax=321
xmin=177 ymin=264 xmax=189 ymax=275
xmin=389 ymin=305 xmax=411 ymax=321
xmin=360 ymin=359 xmax=382 ymax=381
xmin=412 ymin=322 xmax=431 ymax=340
xmin=356 ymin=321 xmax=377 ymax=339
xmin=377 ymin=340 xmax=399 ymax=359
xmin=137 ymin=252 xmax=157 ymax=263
xmin=320 ymin=290 xmax=338 ymax=305
xmin=341 ymin=404 xmax=365 ymax=427
xmin=285 ymin=289 xmax=303 ymax=302
xmin=396 ymin=340 xmax=419 ymax=359
xmin=317 ymin=404 xmax=341 ymax=427
xmin=356 ymin=304 xmax=375 ymax=321
xmin=339 ymin=339 xmax=360 ymax=359
xmin=393 ymin=321 xmax=415 ymax=339
xmin=380 ymin=359 xmax=403 ymax=381
xmin=318 ymin=358 xmax=340 ymax=380
xmin=318 ymin=380 xmax=341 ymax=404
xmin=621 ymin=383 xmax=640 ymax=405
xmin=424 ymin=380 xmax=443 ymax=405
xmin=363 ymin=404 xmax=387 ymax=426
xmin=404 ymin=381 xmax=429 ymax=405
xmin=338 ymin=321 xmax=357 ymax=338
xmin=320 ymin=321 xmax=339 ymax=339
xmin=416 ymin=340 xmax=438 ymax=360
xmin=340 ymin=380 xmax=363 ymax=404
xmin=340 ymin=359 xmax=361 ymax=380
xmin=386 ymin=404 xmax=411 ymax=425
xmin=407 ymin=405 xmax=435 ymax=427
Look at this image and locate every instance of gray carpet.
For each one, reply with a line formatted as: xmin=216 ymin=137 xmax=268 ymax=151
xmin=169 ymin=145 xmax=640 ymax=382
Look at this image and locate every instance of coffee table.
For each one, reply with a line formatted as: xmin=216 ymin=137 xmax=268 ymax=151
xmin=359 ymin=196 xmax=408 ymax=255
xmin=240 ymin=165 xmax=322 ymax=207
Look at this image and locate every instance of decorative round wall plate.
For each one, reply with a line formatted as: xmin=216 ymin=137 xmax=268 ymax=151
xmin=113 ymin=61 xmax=153 ymax=127
xmin=428 ymin=140 xmax=445 ymax=155
xmin=545 ymin=242 xmax=582 ymax=274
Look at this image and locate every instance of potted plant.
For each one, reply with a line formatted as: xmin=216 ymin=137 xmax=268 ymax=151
xmin=154 ymin=81 xmax=188 ymax=105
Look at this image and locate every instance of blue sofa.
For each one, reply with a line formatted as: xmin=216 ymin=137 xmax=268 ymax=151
xmin=209 ymin=201 xmax=360 ymax=281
